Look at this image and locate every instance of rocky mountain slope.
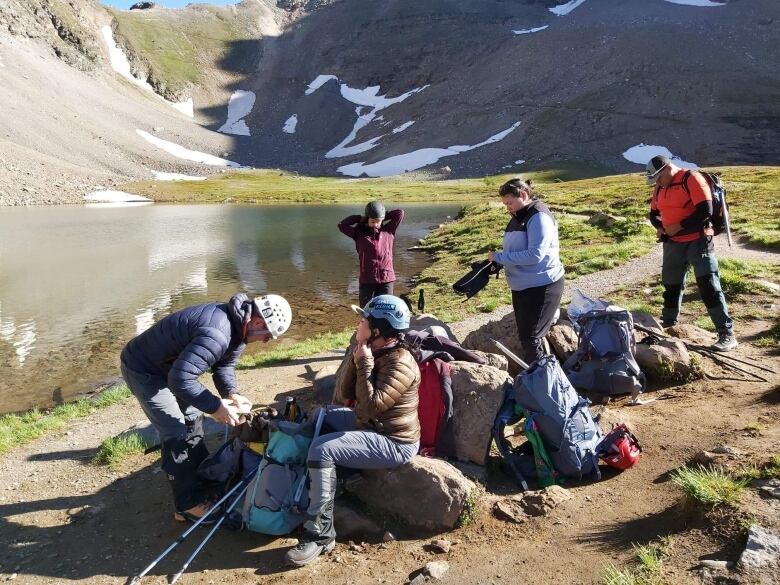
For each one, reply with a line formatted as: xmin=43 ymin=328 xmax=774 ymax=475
xmin=0 ymin=0 xmax=778 ymax=203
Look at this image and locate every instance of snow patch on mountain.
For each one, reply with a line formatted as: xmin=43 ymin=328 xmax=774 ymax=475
xmin=84 ymin=190 xmax=151 ymax=202
xmin=550 ymin=0 xmax=588 ymax=16
xmin=305 ymin=74 xmax=338 ymax=95
xmin=392 ymin=121 xmax=415 ymax=134
xmin=304 ymin=76 xmax=428 ymax=159
xmin=101 ymin=26 xmax=193 ymax=118
xmin=136 ymin=130 xmax=241 ymax=167
xmin=283 ymin=114 xmax=298 ymax=134
xmin=337 ymin=121 xmax=521 ymax=177
xmin=218 ymin=90 xmax=256 ymax=136
xmin=622 ymin=144 xmax=699 ymax=168
xmin=513 ymin=26 xmax=549 ymax=35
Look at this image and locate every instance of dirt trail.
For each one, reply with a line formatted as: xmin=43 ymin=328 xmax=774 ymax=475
xmin=1 ymin=244 xmax=778 ymax=585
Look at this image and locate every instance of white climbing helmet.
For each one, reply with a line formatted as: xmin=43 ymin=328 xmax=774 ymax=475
xmin=252 ymin=294 xmax=292 ymax=339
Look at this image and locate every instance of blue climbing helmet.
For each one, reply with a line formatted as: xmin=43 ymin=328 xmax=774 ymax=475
xmin=352 ymin=294 xmax=411 ymax=336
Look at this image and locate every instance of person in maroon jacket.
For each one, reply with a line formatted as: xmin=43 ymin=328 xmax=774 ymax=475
xmin=338 ymin=201 xmax=404 ymax=307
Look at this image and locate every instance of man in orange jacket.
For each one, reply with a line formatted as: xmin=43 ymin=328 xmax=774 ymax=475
xmin=647 ymin=155 xmax=737 ymax=352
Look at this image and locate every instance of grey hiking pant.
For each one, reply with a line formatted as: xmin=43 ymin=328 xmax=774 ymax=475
xmin=120 ymin=363 xmax=209 ymax=511
xmin=308 ymin=406 xmax=419 ymax=469
xmin=304 ymin=406 xmax=418 ymax=545
xmin=661 ymin=237 xmax=732 ymax=331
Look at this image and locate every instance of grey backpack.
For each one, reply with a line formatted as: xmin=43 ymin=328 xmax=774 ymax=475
xmin=514 ymin=355 xmax=603 ymax=480
xmin=564 ymin=309 xmax=646 ymax=396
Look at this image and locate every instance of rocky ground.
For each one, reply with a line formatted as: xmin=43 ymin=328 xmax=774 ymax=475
xmin=1 ymin=241 xmax=778 ymax=584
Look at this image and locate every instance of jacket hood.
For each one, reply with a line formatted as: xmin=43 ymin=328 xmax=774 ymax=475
xmin=227 ymin=293 xmax=254 ymax=335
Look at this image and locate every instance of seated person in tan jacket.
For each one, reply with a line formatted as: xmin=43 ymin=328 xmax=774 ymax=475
xmin=285 ymin=295 xmax=420 ymax=568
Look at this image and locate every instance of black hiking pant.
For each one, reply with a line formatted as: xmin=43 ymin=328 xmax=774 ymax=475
xmin=512 ymin=277 xmax=565 ymax=363
xmin=358 ymin=282 xmax=393 ymax=308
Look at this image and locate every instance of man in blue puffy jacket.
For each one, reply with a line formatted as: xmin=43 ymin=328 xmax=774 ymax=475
xmin=120 ymin=293 xmax=292 ymax=522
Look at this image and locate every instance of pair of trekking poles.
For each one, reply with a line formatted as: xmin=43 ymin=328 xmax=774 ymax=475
xmin=129 ymin=408 xmax=326 ymax=584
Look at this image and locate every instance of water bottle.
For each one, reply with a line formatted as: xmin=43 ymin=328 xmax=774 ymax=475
xmin=284 ymin=396 xmax=299 ymax=422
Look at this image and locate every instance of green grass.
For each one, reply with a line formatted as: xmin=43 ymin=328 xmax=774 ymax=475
xmin=237 ymin=328 xmax=353 ymax=369
xmin=409 ymin=203 xmax=655 ymax=322
xmin=0 ymin=384 xmax=131 ymax=455
xmin=766 ymin=455 xmax=780 ymax=479
xmin=601 ymin=539 xmax=672 ymax=585
xmin=754 ymin=321 xmax=780 ymax=348
xmin=457 ymin=485 xmax=484 ymax=528
xmin=93 ymin=433 xmax=154 ymax=471
xmin=744 ymin=421 xmax=764 ymax=433
xmin=670 ymin=465 xmax=750 ymax=507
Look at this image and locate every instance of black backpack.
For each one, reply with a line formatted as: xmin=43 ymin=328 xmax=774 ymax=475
xmin=681 ymin=171 xmax=729 ymax=236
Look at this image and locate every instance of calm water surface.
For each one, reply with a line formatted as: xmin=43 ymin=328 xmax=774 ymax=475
xmin=0 ymin=202 xmax=461 ymax=413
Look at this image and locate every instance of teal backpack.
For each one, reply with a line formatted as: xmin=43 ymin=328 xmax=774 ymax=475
xmin=242 ymin=420 xmax=313 ymax=535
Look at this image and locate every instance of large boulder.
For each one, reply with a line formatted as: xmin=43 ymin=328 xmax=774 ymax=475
xmin=546 ymin=319 xmax=578 ymax=362
xmin=461 ymin=312 xmax=526 ymax=375
xmin=449 ymin=361 xmax=511 ymax=465
xmin=634 ymin=338 xmax=694 ymax=382
xmin=665 ymin=324 xmax=714 ymax=346
xmin=313 ymin=365 xmax=338 ymax=405
xmin=469 ymin=350 xmax=508 ymax=371
xmin=347 ymin=456 xmax=476 ymax=530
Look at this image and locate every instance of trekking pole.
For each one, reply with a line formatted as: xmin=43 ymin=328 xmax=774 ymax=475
xmin=128 ymin=467 xmax=258 ymax=585
xmin=491 ymin=339 xmax=530 ymax=371
xmin=722 ymin=190 xmax=734 ymax=248
xmin=168 ymin=479 xmax=253 ymax=585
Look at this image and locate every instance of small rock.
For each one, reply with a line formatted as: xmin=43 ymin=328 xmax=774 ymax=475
xmin=700 ymin=560 xmax=732 ymax=570
xmin=739 ymin=525 xmax=780 ymax=569
xmin=712 ymin=445 xmax=741 ymax=455
xmin=409 ymin=575 xmax=427 ymax=585
xmin=519 ymin=485 xmax=572 ymax=516
xmin=493 ymin=499 xmax=526 ymax=524
xmin=348 ymin=541 xmax=364 ymax=553
xmin=424 ymin=560 xmax=450 ymax=580
xmin=694 ymin=451 xmax=717 ymax=465
xmin=382 ymin=531 xmax=396 ymax=542
xmin=756 ymin=479 xmax=780 ymax=499
xmin=427 ymin=539 xmax=451 ymax=554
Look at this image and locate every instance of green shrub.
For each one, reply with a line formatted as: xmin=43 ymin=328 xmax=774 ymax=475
xmin=670 ymin=465 xmax=750 ymax=506
xmin=93 ymin=433 xmax=154 ymax=471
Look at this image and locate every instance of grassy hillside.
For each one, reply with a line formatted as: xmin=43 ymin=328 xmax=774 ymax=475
xmin=110 ymin=6 xmax=257 ymax=98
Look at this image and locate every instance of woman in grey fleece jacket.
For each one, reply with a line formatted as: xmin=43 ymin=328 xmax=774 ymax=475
xmin=489 ymin=177 xmax=565 ymax=362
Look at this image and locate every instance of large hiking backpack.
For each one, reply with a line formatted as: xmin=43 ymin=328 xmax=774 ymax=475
xmin=494 ymin=356 xmax=603 ymax=487
xmin=514 ymin=355 xmax=603 ymax=480
xmin=564 ymin=309 xmax=646 ymax=396
xmin=404 ymin=329 xmax=486 ymax=458
xmin=242 ymin=420 xmax=312 ymax=536
xmin=417 ymin=359 xmax=453 ymax=457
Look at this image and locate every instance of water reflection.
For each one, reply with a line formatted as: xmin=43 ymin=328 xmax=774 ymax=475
xmin=0 ymin=202 xmax=460 ymax=413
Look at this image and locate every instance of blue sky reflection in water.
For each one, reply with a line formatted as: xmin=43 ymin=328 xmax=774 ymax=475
xmin=0 ymin=202 xmax=460 ymax=413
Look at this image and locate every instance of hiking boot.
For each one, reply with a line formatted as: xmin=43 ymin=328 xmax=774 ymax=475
xmin=285 ymin=539 xmax=335 ymax=567
xmin=661 ymin=320 xmax=677 ymax=329
xmin=174 ymin=500 xmax=220 ymax=524
xmin=711 ymin=330 xmax=738 ymax=352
